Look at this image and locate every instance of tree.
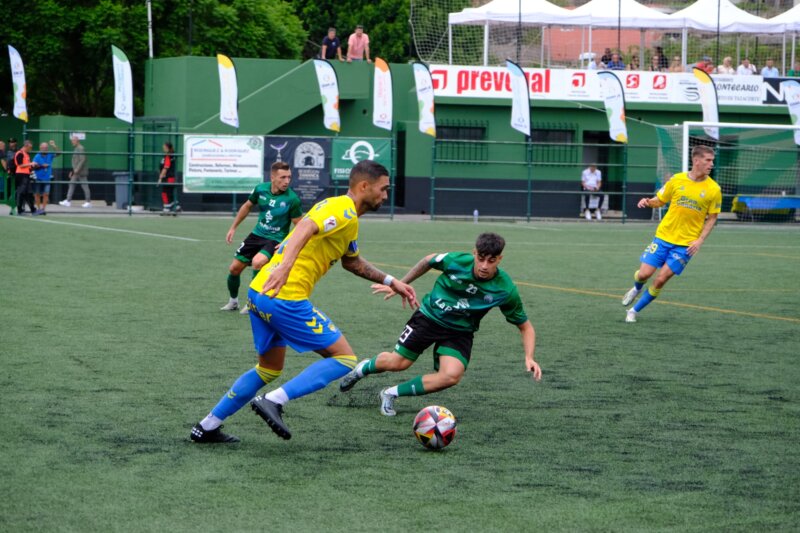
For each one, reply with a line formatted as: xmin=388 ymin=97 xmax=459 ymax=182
xmin=0 ymin=0 xmax=306 ymax=117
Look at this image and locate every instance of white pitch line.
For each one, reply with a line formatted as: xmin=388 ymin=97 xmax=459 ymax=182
xmin=9 ymin=217 xmax=201 ymax=242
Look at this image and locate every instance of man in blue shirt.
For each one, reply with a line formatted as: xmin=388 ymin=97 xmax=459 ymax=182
xmin=321 ymin=28 xmax=343 ymax=61
xmin=607 ymin=53 xmax=626 ymax=70
xmin=32 ymin=140 xmax=59 ymax=215
xmin=761 ymin=58 xmax=779 ymax=78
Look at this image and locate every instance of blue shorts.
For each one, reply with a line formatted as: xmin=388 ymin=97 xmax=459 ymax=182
xmin=247 ymin=288 xmax=342 ymax=355
xmin=640 ymin=237 xmax=691 ymax=276
xmin=33 ymin=182 xmax=51 ymax=195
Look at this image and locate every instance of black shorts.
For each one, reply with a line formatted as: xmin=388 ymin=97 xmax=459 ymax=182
xmin=394 ymin=310 xmax=474 ymax=370
xmin=234 ymin=233 xmax=280 ymax=263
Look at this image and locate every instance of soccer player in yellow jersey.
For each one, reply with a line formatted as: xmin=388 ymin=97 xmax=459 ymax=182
xmin=621 ymin=145 xmax=722 ymax=323
xmin=190 ymin=160 xmax=417 ymax=443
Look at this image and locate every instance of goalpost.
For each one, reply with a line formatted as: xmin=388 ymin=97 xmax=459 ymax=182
xmin=656 ymin=121 xmax=800 ymax=222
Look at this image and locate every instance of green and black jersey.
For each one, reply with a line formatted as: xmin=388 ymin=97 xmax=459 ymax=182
xmin=248 ymin=183 xmax=302 ymax=241
xmin=419 ymin=252 xmax=528 ymax=333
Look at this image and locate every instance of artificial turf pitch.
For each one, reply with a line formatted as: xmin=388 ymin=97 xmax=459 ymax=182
xmin=1 ymin=215 xmax=798 ymax=531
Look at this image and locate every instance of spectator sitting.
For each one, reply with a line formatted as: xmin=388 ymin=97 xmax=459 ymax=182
xmin=717 ymin=56 xmax=735 ymax=75
xmin=600 ymin=48 xmax=613 ymax=65
xmin=607 ymin=53 xmax=625 ymax=70
xmin=737 ymin=58 xmax=757 ymax=75
xmin=788 ymin=61 xmax=800 ymax=77
xmin=626 ymin=56 xmax=640 ymax=71
xmin=761 ymin=58 xmax=779 ymax=78
xmin=669 ymin=56 xmax=684 ymax=73
xmin=694 ymin=56 xmax=714 ymax=74
xmin=321 ymin=27 xmax=343 ymax=61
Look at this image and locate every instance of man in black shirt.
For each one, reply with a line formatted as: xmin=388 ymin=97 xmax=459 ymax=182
xmin=321 ymin=27 xmax=343 ymax=61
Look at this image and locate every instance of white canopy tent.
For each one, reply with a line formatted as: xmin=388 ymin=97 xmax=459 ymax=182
xmin=770 ymin=5 xmax=800 ymax=68
xmin=672 ymin=0 xmax=784 ymax=70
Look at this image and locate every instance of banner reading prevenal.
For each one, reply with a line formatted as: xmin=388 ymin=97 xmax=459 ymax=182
xmin=313 ymin=59 xmax=340 ymax=132
xmin=217 ymin=54 xmax=239 ymax=128
xmin=506 ymin=60 xmax=530 ymax=137
xmin=111 ymin=45 xmax=133 ymax=124
xmin=692 ymin=68 xmax=719 ymax=141
xmin=183 ymin=135 xmax=264 ymax=193
xmin=780 ymin=80 xmax=800 ymax=146
xmin=7 ymin=45 xmax=27 ymax=122
xmin=373 ymin=58 xmax=393 ymax=131
xmin=413 ymin=63 xmax=436 ymax=137
xmin=597 ymin=71 xmax=628 ymax=143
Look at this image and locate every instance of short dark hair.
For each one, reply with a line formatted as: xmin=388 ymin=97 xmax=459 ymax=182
xmin=349 ymin=159 xmax=388 ymax=187
xmin=271 ymin=161 xmax=290 ymax=173
xmin=164 ymin=141 xmax=174 ymax=153
xmin=475 ymin=232 xmax=505 ymax=257
xmin=328 ymin=27 xmax=336 ymax=33
xmin=356 ymin=24 xmax=364 ymax=30
xmin=691 ymin=145 xmax=715 ymax=159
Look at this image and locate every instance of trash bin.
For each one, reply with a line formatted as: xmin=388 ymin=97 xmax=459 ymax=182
xmin=113 ymin=171 xmax=131 ymax=209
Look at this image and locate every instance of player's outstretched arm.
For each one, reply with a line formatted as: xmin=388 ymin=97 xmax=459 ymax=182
xmin=370 ymin=254 xmax=435 ymax=303
xmin=261 ymin=218 xmax=319 ymax=297
xmin=638 ymin=196 xmax=664 ymax=209
xmin=687 ymin=213 xmax=718 ymax=256
xmin=342 ymin=255 xmax=418 ymax=308
xmin=518 ymin=320 xmax=541 ymax=381
xmin=226 ymin=200 xmax=255 ymax=244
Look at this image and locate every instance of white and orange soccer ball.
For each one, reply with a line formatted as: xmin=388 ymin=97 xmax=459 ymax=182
xmin=412 ymin=405 xmax=457 ymax=450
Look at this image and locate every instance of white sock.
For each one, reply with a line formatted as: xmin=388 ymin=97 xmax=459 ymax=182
xmin=266 ymin=387 xmax=289 ymax=406
xmin=230 ymin=297 xmax=238 ymax=304
xmin=200 ymin=413 xmax=223 ymax=431
xmin=385 ymin=385 xmax=399 ymax=397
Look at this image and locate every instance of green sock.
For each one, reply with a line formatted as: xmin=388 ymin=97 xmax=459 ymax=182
xmin=251 ymin=268 xmax=260 ymax=280
xmin=396 ymin=375 xmax=425 ymax=397
xmin=227 ymin=273 xmax=240 ymax=298
xmin=361 ymin=357 xmax=379 ymax=376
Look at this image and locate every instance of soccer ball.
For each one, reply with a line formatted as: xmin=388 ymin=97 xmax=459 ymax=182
xmin=412 ymin=405 xmax=457 ymax=450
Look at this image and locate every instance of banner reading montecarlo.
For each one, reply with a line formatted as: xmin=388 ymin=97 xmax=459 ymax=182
xmin=183 ymin=135 xmax=264 ymax=193
xmin=331 ymin=138 xmax=392 ymax=182
xmin=264 ymin=136 xmax=331 ymax=206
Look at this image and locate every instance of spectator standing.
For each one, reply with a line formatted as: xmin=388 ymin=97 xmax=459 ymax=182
xmin=581 ymin=163 xmax=603 ymax=221
xmin=321 ymin=28 xmax=344 ymax=61
xmin=346 ymin=25 xmax=372 ymax=63
xmin=32 ymin=140 xmax=59 ymax=215
xmin=600 ymin=48 xmax=613 ymax=65
xmin=669 ymin=56 xmax=684 ymax=73
xmin=157 ymin=142 xmax=180 ymax=214
xmin=59 ymin=135 xmax=91 ymax=208
xmin=761 ymin=59 xmax=779 ymax=78
xmin=717 ymin=56 xmax=735 ymax=74
xmin=14 ymin=140 xmax=36 ymax=215
xmin=607 ymin=53 xmax=625 ymax=70
xmin=737 ymin=58 xmax=757 ymax=75
xmin=0 ymin=141 xmax=6 ymax=197
xmin=788 ymin=62 xmax=800 ymax=77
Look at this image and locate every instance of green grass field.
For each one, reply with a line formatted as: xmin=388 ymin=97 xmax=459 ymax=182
xmin=1 ymin=215 xmax=798 ymax=531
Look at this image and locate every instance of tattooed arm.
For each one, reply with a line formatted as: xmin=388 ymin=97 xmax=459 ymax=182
xmin=342 ymin=255 xmax=418 ymax=308
xmin=399 ymin=254 xmax=436 ymax=284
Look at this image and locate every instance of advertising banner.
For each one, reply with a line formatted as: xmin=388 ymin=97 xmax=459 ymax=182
xmin=7 ymin=45 xmax=27 ymax=122
xmin=111 ymin=45 xmax=133 ymax=124
xmin=217 ymin=54 xmax=239 ymax=128
xmin=413 ymin=63 xmax=436 ymax=137
xmin=506 ymin=60 xmax=530 ymax=137
xmin=597 ymin=72 xmax=628 ymax=143
xmin=313 ymin=59 xmax=341 ymax=132
xmin=264 ymin=136 xmax=331 ymax=206
xmin=428 ymin=64 xmax=781 ymax=107
xmin=373 ymin=58 xmax=393 ymax=131
xmin=780 ymin=80 xmax=800 ymax=146
xmin=183 ymin=135 xmax=264 ymax=193
xmin=331 ymin=138 xmax=392 ymax=182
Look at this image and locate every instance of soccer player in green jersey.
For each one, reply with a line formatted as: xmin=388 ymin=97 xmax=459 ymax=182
xmin=221 ymin=161 xmax=302 ymax=313
xmin=340 ymin=232 xmax=542 ymax=416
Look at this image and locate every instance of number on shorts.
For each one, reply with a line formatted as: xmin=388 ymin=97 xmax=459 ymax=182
xmin=399 ymin=325 xmax=413 ymax=343
xmin=645 ymin=242 xmax=659 ymax=254
xmin=236 ymin=241 xmax=246 ymax=255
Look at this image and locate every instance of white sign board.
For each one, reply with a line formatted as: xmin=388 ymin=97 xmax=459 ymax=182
xmin=183 ymin=135 xmax=264 ymax=193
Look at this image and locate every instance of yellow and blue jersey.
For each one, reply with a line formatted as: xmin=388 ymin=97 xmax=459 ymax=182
xmin=655 ymin=172 xmax=722 ymax=246
xmin=250 ymin=195 xmax=360 ymax=301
